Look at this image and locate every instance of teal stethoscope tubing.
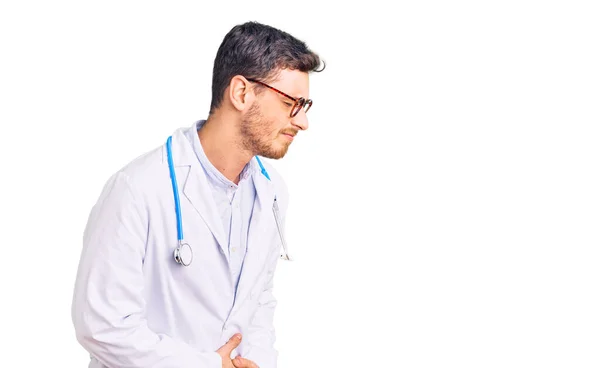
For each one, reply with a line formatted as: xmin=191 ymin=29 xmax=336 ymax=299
xmin=166 ymin=136 xmax=290 ymax=266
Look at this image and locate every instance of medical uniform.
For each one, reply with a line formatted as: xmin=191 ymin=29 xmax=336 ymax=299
xmin=71 ymin=121 xmax=288 ymax=368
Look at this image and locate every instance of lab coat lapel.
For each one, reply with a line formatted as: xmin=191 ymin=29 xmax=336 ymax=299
xmin=170 ymin=129 xmax=228 ymax=262
xmin=233 ymin=164 xmax=276 ymax=309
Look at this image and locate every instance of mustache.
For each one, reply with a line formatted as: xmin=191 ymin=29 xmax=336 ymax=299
xmin=281 ymin=129 xmax=298 ymax=136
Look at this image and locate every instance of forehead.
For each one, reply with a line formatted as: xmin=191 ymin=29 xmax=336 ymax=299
xmin=270 ymin=69 xmax=309 ymax=98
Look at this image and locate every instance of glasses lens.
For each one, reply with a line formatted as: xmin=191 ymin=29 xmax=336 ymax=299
xmin=304 ymin=100 xmax=313 ymax=113
xmin=291 ymin=98 xmax=306 ymax=117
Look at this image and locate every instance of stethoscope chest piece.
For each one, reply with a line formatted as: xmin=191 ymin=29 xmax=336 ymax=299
xmin=174 ymin=241 xmax=193 ymax=266
xmin=166 ymin=135 xmax=291 ymax=266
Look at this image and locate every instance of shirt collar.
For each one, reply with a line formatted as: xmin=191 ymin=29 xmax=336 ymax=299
xmin=186 ymin=120 xmax=258 ymax=188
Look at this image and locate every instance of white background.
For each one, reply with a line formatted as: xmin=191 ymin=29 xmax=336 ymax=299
xmin=1 ymin=1 xmax=599 ymax=367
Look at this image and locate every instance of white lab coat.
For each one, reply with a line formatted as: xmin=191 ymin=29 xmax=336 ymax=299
xmin=71 ymin=123 xmax=288 ymax=368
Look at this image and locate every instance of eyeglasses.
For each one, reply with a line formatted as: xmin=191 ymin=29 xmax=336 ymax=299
xmin=246 ymin=78 xmax=312 ymax=118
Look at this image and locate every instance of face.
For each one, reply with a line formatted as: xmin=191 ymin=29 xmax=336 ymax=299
xmin=239 ymin=69 xmax=310 ymax=159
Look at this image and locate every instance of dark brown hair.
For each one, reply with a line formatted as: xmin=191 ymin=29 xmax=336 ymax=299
xmin=209 ymin=21 xmax=325 ymax=114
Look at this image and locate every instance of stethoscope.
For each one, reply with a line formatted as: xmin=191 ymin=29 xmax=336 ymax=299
xmin=166 ymin=136 xmax=291 ymax=266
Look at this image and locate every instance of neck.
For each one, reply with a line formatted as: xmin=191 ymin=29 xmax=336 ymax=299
xmin=198 ymin=111 xmax=253 ymax=184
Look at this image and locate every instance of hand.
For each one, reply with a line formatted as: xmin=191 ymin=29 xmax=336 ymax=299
xmin=216 ymin=334 xmax=260 ymax=368
xmin=216 ymin=334 xmax=242 ymax=368
xmin=232 ymin=355 xmax=259 ymax=368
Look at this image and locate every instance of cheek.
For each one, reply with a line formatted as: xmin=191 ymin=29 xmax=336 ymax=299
xmin=259 ymin=115 xmax=284 ymax=137
xmin=251 ymin=104 xmax=286 ymax=138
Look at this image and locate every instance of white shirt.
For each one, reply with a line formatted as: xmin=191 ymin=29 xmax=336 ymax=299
xmin=185 ymin=120 xmax=256 ymax=290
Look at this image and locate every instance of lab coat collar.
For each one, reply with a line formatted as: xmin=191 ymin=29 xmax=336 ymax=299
xmin=230 ymin=161 xmax=277 ymax=312
xmin=167 ymin=124 xmax=229 ymax=261
xmin=251 ymin=157 xmax=276 ymax=207
xmin=166 ymin=123 xmax=278 ymax=271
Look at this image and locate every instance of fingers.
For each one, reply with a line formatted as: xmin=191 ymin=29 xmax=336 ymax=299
xmin=216 ymin=333 xmax=242 ymax=355
xmin=232 ymin=356 xmax=259 ymax=368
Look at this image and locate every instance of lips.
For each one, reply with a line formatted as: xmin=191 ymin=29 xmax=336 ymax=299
xmin=281 ymin=130 xmax=297 ymax=138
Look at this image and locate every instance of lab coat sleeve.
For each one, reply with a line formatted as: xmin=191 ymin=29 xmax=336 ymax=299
xmin=244 ymin=263 xmax=279 ymax=368
xmin=71 ymin=171 xmax=221 ymax=368
xmin=244 ymin=177 xmax=289 ymax=368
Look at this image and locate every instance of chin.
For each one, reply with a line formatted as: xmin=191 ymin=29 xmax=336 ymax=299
xmin=260 ymin=143 xmax=290 ymax=160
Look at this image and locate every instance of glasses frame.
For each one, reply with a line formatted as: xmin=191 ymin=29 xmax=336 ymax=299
xmin=246 ymin=78 xmax=312 ymax=117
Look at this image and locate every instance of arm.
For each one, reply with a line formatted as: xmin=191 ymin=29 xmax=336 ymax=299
xmin=243 ymin=264 xmax=279 ymax=368
xmin=71 ymin=171 xmax=221 ymax=368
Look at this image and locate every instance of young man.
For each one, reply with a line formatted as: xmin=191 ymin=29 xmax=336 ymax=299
xmin=71 ymin=21 xmax=324 ymax=368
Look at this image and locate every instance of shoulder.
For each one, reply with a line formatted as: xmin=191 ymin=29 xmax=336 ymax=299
xmin=99 ymin=142 xmax=167 ymax=201
xmin=119 ymin=144 xmax=166 ymax=183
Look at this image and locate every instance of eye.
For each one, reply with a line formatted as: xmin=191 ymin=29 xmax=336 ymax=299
xmin=283 ymin=101 xmax=292 ymax=107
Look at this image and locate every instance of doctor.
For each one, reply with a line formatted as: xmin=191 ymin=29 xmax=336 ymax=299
xmin=71 ymin=21 xmax=324 ymax=368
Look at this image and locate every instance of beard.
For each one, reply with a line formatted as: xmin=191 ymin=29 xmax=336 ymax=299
xmin=240 ymin=102 xmax=292 ymax=159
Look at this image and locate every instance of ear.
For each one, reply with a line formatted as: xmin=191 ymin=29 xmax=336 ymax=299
xmin=228 ymin=75 xmax=254 ymax=112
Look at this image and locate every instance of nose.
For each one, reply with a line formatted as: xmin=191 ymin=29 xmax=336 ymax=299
xmin=291 ymin=110 xmax=309 ymax=131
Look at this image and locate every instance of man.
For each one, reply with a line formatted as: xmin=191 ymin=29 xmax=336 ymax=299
xmin=71 ymin=21 xmax=324 ymax=368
